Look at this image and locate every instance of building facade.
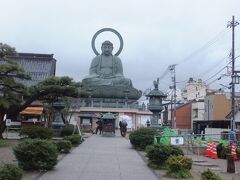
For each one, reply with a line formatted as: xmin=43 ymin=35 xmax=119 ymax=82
xmin=182 ymin=78 xmax=208 ymax=101
xmin=171 ymin=102 xmax=192 ymax=129
xmin=70 ymin=107 xmax=152 ymax=132
xmin=191 ymin=100 xmax=206 ymax=134
xmin=6 ymin=53 xmax=56 ymax=86
xmin=204 ymin=94 xmax=231 ymax=128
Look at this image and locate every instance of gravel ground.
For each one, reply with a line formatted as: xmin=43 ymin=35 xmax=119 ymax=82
xmin=3 ymin=131 xmax=240 ymax=180
xmin=0 ymin=139 xmax=42 ymax=180
xmin=138 ymin=148 xmax=240 ymax=180
xmin=125 ymin=131 xmax=240 ymax=180
xmin=0 ymin=132 xmax=92 ymax=180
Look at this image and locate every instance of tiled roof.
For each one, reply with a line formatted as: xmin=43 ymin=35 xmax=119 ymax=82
xmin=4 ymin=53 xmax=56 ymax=86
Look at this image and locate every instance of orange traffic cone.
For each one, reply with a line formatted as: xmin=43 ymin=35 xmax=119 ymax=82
xmin=211 ymin=142 xmax=218 ymax=159
xmin=205 ymin=142 xmax=212 ymax=157
xmin=231 ymin=143 xmax=238 ymax=161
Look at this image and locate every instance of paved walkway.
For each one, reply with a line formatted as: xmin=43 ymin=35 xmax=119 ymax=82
xmin=38 ymin=133 xmax=159 ymax=180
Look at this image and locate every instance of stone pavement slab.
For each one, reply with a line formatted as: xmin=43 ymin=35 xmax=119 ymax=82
xmin=38 ymin=134 xmax=159 ymax=180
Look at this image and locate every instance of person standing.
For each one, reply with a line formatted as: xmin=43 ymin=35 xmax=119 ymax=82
xmin=95 ymin=119 xmax=103 ymax=134
xmin=119 ymin=120 xmax=128 ymax=137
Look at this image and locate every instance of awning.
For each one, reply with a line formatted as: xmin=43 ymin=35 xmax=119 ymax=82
xmin=20 ymin=107 xmax=43 ymax=115
xmin=78 ymin=112 xmax=101 ymax=118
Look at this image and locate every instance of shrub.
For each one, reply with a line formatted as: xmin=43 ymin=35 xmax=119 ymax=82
xmin=63 ymin=135 xmax=82 ymax=146
xmin=56 ymin=140 xmax=72 ymax=153
xmin=166 ymin=155 xmax=192 ymax=178
xmin=217 ymin=143 xmax=231 ymax=159
xmin=60 ymin=125 xmax=75 ymax=137
xmin=13 ymin=139 xmax=58 ymax=170
xmin=145 ymin=144 xmax=184 ymax=168
xmin=20 ymin=126 xmax=53 ymax=139
xmin=236 ymin=147 xmax=240 ymax=159
xmin=0 ymin=140 xmax=8 ymax=147
xmin=201 ymin=169 xmax=222 ymax=180
xmin=129 ymin=128 xmax=157 ymax=150
xmin=0 ymin=163 xmax=23 ymax=180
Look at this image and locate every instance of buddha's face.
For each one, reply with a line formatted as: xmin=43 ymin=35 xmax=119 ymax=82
xmin=101 ymin=43 xmax=113 ymax=56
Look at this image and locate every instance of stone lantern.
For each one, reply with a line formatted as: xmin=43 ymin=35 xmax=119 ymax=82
xmin=146 ymin=78 xmax=167 ymax=128
xmin=51 ymin=99 xmax=66 ymax=136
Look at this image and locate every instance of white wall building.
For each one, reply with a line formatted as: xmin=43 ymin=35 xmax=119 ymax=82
xmin=191 ymin=100 xmax=205 ymax=131
xmin=182 ymin=78 xmax=208 ymax=101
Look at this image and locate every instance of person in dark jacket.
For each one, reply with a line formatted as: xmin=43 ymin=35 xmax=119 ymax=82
xmin=119 ymin=120 xmax=128 ymax=137
xmin=95 ymin=120 xmax=103 ymax=134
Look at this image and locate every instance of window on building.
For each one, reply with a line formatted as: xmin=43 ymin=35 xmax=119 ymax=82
xmin=193 ymin=109 xmax=198 ymax=118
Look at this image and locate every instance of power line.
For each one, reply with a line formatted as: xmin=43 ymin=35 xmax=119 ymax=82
xmin=204 ymin=66 xmax=228 ymax=82
xmin=178 ymin=55 xmax=229 ymax=83
xmin=197 ymin=55 xmax=229 ymax=78
xmin=177 ymin=29 xmax=228 ymax=65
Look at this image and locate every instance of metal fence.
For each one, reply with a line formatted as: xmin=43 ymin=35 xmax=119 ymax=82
xmin=153 ymin=132 xmax=240 ymax=156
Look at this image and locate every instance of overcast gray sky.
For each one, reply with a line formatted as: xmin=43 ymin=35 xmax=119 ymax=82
xmin=0 ymin=0 xmax=240 ymax=93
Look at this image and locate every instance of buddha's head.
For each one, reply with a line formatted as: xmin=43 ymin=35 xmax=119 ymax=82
xmin=101 ymin=41 xmax=113 ymax=56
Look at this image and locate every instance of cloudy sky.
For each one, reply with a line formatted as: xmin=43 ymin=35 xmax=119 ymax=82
xmin=0 ymin=0 xmax=240 ymax=93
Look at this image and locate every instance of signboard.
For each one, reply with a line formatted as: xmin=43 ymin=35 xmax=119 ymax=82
xmin=5 ymin=119 xmax=11 ymax=126
xmin=170 ymin=137 xmax=184 ymax=145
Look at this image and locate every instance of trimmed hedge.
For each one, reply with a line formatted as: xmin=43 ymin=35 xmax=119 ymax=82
xmin=217 ymin=143 xmax=231 ymax=159
xmin=20 ymin=126 xmax=53 ymax=139
xmin=63 ymin=134 xmax=82 ymax=146
xmin=60 ymin=125 xmax=75 ymax=137
xmin=201 ymin=169 xmax=222 ymax=180
xmin=0 ymin=163 xmax=23 ymax=180
xmin=236 ymin=147 xmax=240 ymax=159
xmin=56 ymin=140 xmax=72 ymax=153
xmin=145 ymin=143 xmax=184 ymax=168
xmin=129 ymin=128 xmax=157 ymax=150
xmin=166 ymin=155 xmax=192 ymax=178
xmin=13 ymin=139 xmax=58 ymax=170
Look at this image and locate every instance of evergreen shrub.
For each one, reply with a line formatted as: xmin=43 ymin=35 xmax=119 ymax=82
xmin=0 ymin=163 xmax=23 ymax=180
xmin=60 ymin=125 xmax=75 ymax=137
xmin=145 ymin=143 xmax=184 ymax=168
xmin=236 ymin=146 xmax=240 ymax=159
xmin=63 ymin=134 xmax=82 ymax=146
xmin=201 ymin=169 xmax=222 ymax=180
xmin=129 ymin=127 xmax=157 ymax=150
xmin=217 ymin=143 xmax=231 ymax=159
xmin=13 ymin=139 xmax=58 ymax=170
xmin=56 ymin=140 xmax=72 ymax=153
xmin=166 ymin=155 xmax=192 ymax=178
xmin=20 ymin=126 xmax=53 ymax=139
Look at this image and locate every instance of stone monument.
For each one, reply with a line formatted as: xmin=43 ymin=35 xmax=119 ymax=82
xmin=82 ymin=28 xmax=141 ymax=108
xmin=146 ymin=78 xmax=166 ymax=128
xmin=51 ymin=100 xmax=66 ymax=137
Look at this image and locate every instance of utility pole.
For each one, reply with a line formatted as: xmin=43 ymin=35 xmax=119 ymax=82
xmin=169 ymin=64 xmax=177 ymax=129
xmin=207 ymin=99 xmax=210 ymax=128
xmin=228 ymin=16 xmax=239 ymax=131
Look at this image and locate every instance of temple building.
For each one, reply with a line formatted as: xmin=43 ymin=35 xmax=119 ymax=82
xmin=2 ymin=53 xmax=57 ymax=125
xmin=5 ymin=53 xmax=56 ymax=86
